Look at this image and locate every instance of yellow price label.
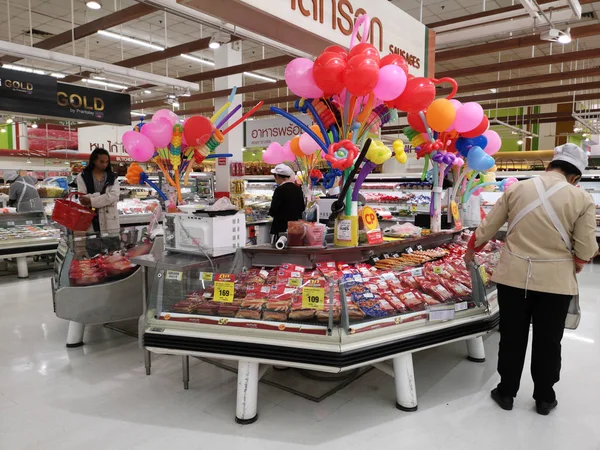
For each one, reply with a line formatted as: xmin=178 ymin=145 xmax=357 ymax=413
xmin=166 ymin=270 xmax=182 ymax=281
xmin=201 ymin=272 xmax=214 ymax=281
xmin=411 ymin=204 xmax=418 ymax=212
xmin=450 ymin=200 xmax=460 ymax=222
xmin=479 ymin=265 xmax=488 ymax=284
xmin=433 ymin=266 xmax=443 ymax=274
xmin=302 ymin=286 xmax=325 ymax=310
xmin=288 ymin=277 xmax=302 ymax=287
xmin=214 ymin=281 xmax=235 ymax=303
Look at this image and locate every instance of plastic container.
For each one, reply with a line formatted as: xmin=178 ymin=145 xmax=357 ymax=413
xmin=287 ymin=221 xmax=307 ymax=247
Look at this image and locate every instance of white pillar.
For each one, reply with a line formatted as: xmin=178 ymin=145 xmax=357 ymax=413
xmin=466 ymin=336 xmax=486 ymax=363
xmin=213 ymin=41 xmax=243 ymax=196
xmin=236 ymin=360 xmax=259 ymax=424
xmin=393 ymin=353 xmax=418 ymax=411
xmin=16 ymin=256 xmax=28 ymax=278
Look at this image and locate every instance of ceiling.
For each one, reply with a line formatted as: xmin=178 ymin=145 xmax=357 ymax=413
xmin=0 ymin=0 xmax=599 ymax=127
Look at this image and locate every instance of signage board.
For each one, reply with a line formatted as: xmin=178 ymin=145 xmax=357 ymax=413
xmin=0 ymin=68 xmax=132 ymax=125
xmin=233 ymin=0 xmax=435 ymax=77
xmin=244 ymin=116 xmax=312 ymax=147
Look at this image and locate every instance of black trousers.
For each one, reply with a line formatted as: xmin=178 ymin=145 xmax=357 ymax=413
xmin=497 ymin=284 xmax=572 ymax=402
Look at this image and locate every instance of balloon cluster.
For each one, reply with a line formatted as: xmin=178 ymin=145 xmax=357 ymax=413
xmin=122 ymin=88 xmax=263 ymax=204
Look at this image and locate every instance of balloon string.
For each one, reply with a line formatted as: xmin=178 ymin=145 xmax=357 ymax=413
xmin=215 ymin=104 xmax=242 ymax=129
xmin=222 ymin=101 xmax=264 ymax=135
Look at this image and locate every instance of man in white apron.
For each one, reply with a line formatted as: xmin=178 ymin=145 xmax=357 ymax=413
xmin=6 ymin=171 xmax=44 ymax=213
xmin=465 ymin=144 xmax=598 ymax=415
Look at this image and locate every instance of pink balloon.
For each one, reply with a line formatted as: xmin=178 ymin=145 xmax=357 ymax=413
xmin=141 ymin=118 xmax=173 ymax=148
xmin=454 ymin=102 xmax=484 ymax=133
xmin=373 ymin=65 xmax=407 ymax=101
xmin=453 ymin=157 xmax=465 ymax=167
xmin=122 ymin=131 xmax=154 ymax=162
xmin=281 ymin=141 xmax=296 ymax=161
xmin=263 ymin=142 xmax=286 ymax=165
xmin=285 ymin=58 xmax=324 ymax=99
xmin=181 ymin=118 xmax=188 ymax=146
xmin=299 ymin=132 xmax=321 ymax=155
xmin=483 ymin=130 xmax=502 ymax=155
xmin=446 ymin=99 xmax=463 ymax=132
xmin=152 ymin=109 xmax=180 ymax=126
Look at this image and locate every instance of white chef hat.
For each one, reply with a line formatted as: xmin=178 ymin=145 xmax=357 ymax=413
xmin=3 ymin=170 xmax=18 ymax=182
xmin=552 ymin=143 xmax=588 ymax=175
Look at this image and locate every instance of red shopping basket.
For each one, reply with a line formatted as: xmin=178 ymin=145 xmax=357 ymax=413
xmin=52 ymin=192 xmax=96 ymax=232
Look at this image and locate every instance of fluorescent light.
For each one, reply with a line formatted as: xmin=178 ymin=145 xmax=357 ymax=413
xmin=243 ymin=72 xmax=276 ymax=82
xmin=488 ymin=88 xmax=497 ymax=93
xmin=517 ymin=139 xmax=523 ymax=145
xmin=3 ymin=63 xmax=45 ymax=75
xmin=50 ymin=73 xmax=66 ymax=78
xmin=83 ymin=78 xmax=128 ymax=90
xmin=98 ymin=30 xmax=164 ymax=51
xmin=180 ymin=53 xmax=215 ymax=66
xmin=0 ymin=128 xmax=6 ymax=133
xmin=6 ymin=117 xmax=13 ymax=124
xmin=0 ymin=40 xmax=199 ymax=91
xmin=143 ymin=90 xmax=152 ymax=94
xmin=31 ymin=123 xmax=38 ymax=129
xmin=86 ymin=0 xmax=102 ymax=9
xmin=172 ymin=101 xmax=180 ymax=108
xmin=131 ymin=112 xmax=145 ymax=117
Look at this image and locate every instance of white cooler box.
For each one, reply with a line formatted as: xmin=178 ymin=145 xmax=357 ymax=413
xmin=164 ymin=212 xmax=246 ymax=256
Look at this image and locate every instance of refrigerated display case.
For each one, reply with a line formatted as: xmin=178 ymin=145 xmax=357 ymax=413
xmin=0 ymin=211 xmax=60 ymax=277
xmin=52 ymin=225 xmax=163 ymax=347
xmin=140 ymin=229 xmax=500 ymax=424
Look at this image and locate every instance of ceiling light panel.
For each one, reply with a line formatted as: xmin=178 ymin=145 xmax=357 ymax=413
xmin=98 ymin=30 xmax=164 ymax=51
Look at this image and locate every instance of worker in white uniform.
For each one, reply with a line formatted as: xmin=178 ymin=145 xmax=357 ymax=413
xmin=5 ymin=171 xmax=44 ymax=213
xmin=465 ymin=143 xmax=598 ymax=416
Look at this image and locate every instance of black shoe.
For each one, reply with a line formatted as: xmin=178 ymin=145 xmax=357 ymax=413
xmin=535 ymin=400 xmax=558 ymax=415
xmin=491 ymin=388 xmax=514 ymax=410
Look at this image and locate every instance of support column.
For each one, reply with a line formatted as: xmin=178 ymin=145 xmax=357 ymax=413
xmin=466 ymin=336 xmax=486 ymax=363
xmin=16 ymin=256 xmax=28 ymax=278
xmin=393 ymin=353 xmax=418 ymax=412
xmin=236 ymin=360 xmax=259 ymax=424
xmin=182 ymin=355 xmax=190 ymax=389
xmin=213 ymin=41 xmax=243 ymax=197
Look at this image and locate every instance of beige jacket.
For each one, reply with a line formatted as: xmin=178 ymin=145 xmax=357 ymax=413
xmin=76 ymin=173 xmax=121 ymax=233
xmin=474 ymin=171 xmax=598 ymax=295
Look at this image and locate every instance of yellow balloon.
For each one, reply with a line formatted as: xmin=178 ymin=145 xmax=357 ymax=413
xmin=393 ymin=140 xmax=407 ymax=164
xmin=366 ymin=140 xmax=392 ymax=165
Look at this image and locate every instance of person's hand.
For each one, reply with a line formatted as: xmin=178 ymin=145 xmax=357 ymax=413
xmin=575 ymin=262 xmax=585 ymax=274
xmin=79 ymin=195 xmax=91 ymax=207
xmin=464 ymin=248 xmax=476 ymax=267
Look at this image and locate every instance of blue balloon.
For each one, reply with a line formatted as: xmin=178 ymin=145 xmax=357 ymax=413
xmin=467 ymin=146 xmax=495 ymax=171
xmin=456 ymin=135 xmax=488 ymax=158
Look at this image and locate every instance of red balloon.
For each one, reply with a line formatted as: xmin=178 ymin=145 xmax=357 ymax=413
xmin=343 ymin=54 xmax=380 ymax=97
xmin=313 ymin=52 xmax=347 ymax=95
xmin=323 ymin=45 xmax=349 ymax=61
xmin=393 ymin=77 xmax=435 ymax=113
xmin=407 ymin=112 xmax=427 ymax=133
xmin=380 ymin=54 xmax=408 ymax=75
xmin=348 ymin=43 xmax=380 ymax=64
xmin=183 ymin=115 xmax=214 ymax=147
xmin=461 ymin=116 xmax=489 ymax=138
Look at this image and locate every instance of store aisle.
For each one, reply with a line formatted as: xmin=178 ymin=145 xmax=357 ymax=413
xmin=1 ymin=268 xmax=599 ymax=450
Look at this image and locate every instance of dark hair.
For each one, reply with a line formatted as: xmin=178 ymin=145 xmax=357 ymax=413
xmin=85 ymin=147 xmax=116 ymax=184
xmin=547 ymin=160 xmax=582 ymax=177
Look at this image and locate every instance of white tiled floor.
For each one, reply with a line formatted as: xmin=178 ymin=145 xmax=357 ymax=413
xmin=1 ymin=267 xmax=600 ymax=450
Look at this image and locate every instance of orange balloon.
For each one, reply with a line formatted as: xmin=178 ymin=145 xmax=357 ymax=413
xmin=309 ymin=124 xmax=324 ymax=140
xmin=290 ymin=136 xmax=304 ymax=158
xmin=426 ymin=98 xmax=456 ymax=132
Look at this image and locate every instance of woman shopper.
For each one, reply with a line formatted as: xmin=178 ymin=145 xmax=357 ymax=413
xmin=464 ymin=143 xmax=598 ymax=416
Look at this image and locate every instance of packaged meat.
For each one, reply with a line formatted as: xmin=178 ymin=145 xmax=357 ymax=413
xmin=263 ymin=310 xmax=289 ymax=322
xmin=289 ymin=309 xmax=316 ymax=321
xmin=235 ymin=309 xmax=262 ymax=320
xmin=419 ymin=281 xmax=454 ymax=302
xmin=396 ymin=290 xmax=426 ymax=311
xmin=217 ymin=304 xmax=240 ymax=317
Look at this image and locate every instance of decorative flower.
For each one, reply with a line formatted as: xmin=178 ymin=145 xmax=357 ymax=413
xmin=324 ymin=140 xmax=358 ymax=171
xmin=366 ymin=140 xmax=392 ymax=165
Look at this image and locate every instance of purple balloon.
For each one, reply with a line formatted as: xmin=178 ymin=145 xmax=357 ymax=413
xmin=455 ymin=102 xmax=484 ymax=133
xmin=141 ymin=118 xmax=173 ymax=148
xmin=285 ymin=58 xmax=324 ymax=99
xmin=122 ymin=131 xmax=154 ymax=162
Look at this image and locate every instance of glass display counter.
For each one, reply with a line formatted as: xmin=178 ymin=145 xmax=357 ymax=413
xmin=140 ymin=229 xmax=501 ymax=424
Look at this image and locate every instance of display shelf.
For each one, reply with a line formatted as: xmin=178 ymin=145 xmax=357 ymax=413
xmin=119 ymin=213 xmax=155 ymax=225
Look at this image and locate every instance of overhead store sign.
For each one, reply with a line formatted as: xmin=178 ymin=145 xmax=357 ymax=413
xmin=0 ymin=68 xmax=131 ymax=125
xmin=233 ymin=0 xmax=434 ymax=77
xmin=244 ymin=116 xmax=312 ymax=147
